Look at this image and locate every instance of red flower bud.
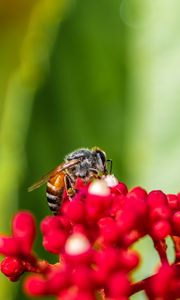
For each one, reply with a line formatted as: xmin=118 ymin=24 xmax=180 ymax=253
xmin=72 ymin=266 xmax=94 ymax=290
xmin=151 ymin=220 xmax=171 ymax=239
xmin=146 ymin=264 xmax=175 ymax=298
xmin=66 ymin=200 xmax=86 ymax=224
xmin=129 ymin=186 xmax=147 ymax=200
xmin=147 ymin=190 xmax=167 ymax=208
xmin=110 ymin=194 xmax=127 ymax=216
xmin=119 ymin=250 xmax=140 ymax=270
xmin=111 ymin=182 xmax=128 ymax=195
xmin=123 ymin=230 xmax=142 ymax=246
xmin=1 ymin=257 xmax=25 ymax=280
xmin=24 ymin=275 xmax=47 ymax=296
xmin=167 ymin=194 xmax=179 ymax=210
xmin=0 ymin=237 xmax=20 ymax=256
xmin=126 ymin=193 xmax=147 ymax=218
xmin=86 ymin=194 xmax=111 ymax=221
xmin=107 ymin=272 xmax=130 ymax=297
xmin=98 ymin=217 xmax=120 ymax=244
xmin=94 ymin=247 xmax=120 ymax=284
xmin=47 ymin=269 xmax=69 ymax=294
xmin=149 ymin=206 xmax=171 ymax=222
xmin=43 ymin=230 xmax=67 ymax=254
xmin=12 ymin=212 xmax=36 ymax=253
xmin=116 ymin=210 xmax=136 ymax=234
xmin=41 ymin=216 xmax=66 ymax=235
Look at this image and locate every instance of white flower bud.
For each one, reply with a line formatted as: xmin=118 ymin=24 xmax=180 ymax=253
xmin=103 ymin=174 xmax=118 ymax=187
xmin=88 ymin=179 xmax=110 ymax=196
xmin=65 ymin=233 xmax=90 ymax=255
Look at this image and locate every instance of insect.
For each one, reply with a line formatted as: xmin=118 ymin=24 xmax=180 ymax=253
xmin=28 ymin=147 xmax=112 ymax=215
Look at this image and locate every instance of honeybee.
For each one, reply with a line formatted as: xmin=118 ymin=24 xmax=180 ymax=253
xmin=28 ymin=147 xmax=112 ymax=215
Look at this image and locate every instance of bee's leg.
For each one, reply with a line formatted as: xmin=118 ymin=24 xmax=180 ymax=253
xmin=89 ymin=168 xmax=98 ymax=175
xmin=87 ymin=168 xmax=103 ymax=182
xmin=65 ymin=174 xmax=76 ymax=199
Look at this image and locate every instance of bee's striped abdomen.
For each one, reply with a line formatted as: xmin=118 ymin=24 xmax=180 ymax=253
xmin=46 ymin=173 xmax=65 ymax=215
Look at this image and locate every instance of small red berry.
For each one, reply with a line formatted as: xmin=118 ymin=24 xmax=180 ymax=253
xmin=151 ymin=220 xmax=171 ymax=239
xmin=147 ymin=190 xmax=167 ymax=208
xmin=43 ymin=230 xmax=67 ymax=254
xmin=167 ymin=194 xmax=179 ymax=210
xmin=1 ymin=257 xmax=24 ymax=279
xmin=41 ymin=216 xmax=64 ymax=235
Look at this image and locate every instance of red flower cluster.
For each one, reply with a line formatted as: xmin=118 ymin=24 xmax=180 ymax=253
xmin=0 ymin=212 xmax=49 ymax=281
xmin=0 ymin=175 xmax=180 ymax=299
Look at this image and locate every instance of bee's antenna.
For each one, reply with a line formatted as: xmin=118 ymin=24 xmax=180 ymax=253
xmin=107 ymin=159 xmax=112 ymax=174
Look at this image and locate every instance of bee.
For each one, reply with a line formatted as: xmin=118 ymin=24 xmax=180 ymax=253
xmin=28 ymin=147 xmax=112 ymax=215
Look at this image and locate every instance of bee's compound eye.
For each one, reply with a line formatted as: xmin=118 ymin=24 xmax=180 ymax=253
xmin=95 ymin=150 xmax=106 ymax=165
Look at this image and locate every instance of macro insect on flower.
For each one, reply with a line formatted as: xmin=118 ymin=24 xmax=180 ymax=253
xmin=28 ymin=147 xmax=112 ymax=215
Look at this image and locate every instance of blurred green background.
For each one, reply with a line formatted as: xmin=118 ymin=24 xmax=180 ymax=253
xmin=0 ymin=0 xmax=179 ymax=299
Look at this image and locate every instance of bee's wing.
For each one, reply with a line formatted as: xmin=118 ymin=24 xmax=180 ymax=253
xmin=28 ymin=159 xmax=80 ymax=192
